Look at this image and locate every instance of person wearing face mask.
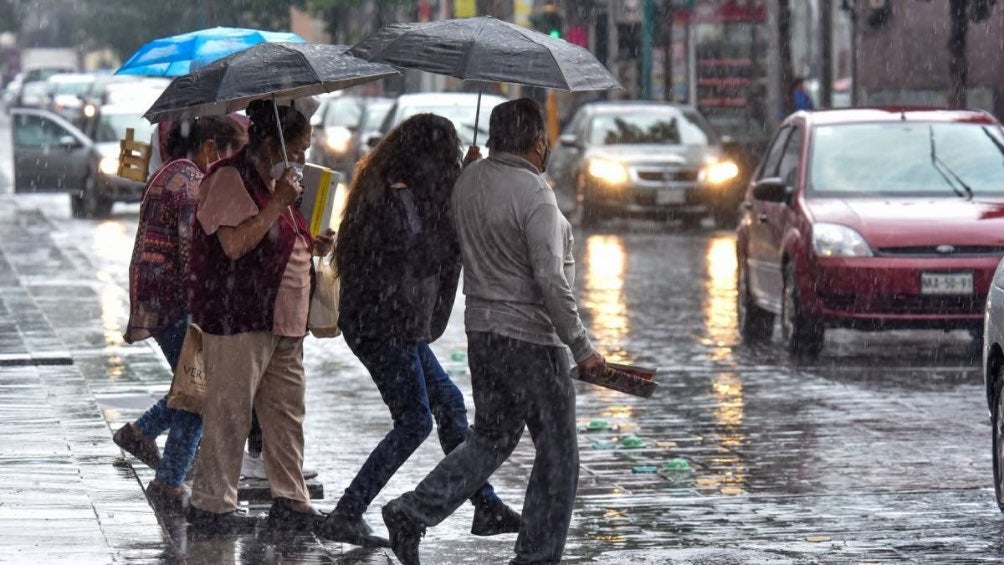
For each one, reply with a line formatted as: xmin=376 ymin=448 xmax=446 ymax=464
xmin=380 ymin=98 xmax=606 ymax=565
xmin=186 ymin=99 xmax=334 ymax=533
xmin=116 ymin=115 xmax=247 ymax=513
xmin=316 ymin=113 xmax=521 ymax=547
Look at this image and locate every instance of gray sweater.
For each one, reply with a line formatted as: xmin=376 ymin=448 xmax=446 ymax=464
xmin=451 ymin=152 xmax=596 ymax=363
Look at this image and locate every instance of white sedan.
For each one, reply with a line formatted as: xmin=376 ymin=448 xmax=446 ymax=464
xmin=983 ymin=256 xmax=1004 ymax=511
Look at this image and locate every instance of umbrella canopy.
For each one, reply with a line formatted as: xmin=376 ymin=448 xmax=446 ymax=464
xmin=117 ymin=26 xmax=306 ymax=77
xmin=347 ymin=16 xmax=620 ymax=92
xmin=144 ymin=42 xmax=399 ymax=123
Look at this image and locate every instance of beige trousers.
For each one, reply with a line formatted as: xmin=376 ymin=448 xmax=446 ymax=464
xmin=191 ymin=331 xmax=309 ymax=513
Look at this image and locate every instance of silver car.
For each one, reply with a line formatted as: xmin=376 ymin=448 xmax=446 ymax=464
xmin=547 ymin=101 xmax=740 ymax=228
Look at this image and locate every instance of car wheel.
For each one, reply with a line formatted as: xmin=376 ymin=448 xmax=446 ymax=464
xmin=69 ymin=192 xmax=86 ymax=218
xmin=737 ymin=260 xmax=774 ymax=343
xmin=992 ymin=366 xmax=1004 ymax=512
xmin=782 ymin=262 xmax=824 ymax=357
xmin=80 ymin=175 xmax=112 ymax=219
xmin=713 ymin=203 xmax=739 ymax=230
xmin=573 ymin=175 xmax=604 ymax=228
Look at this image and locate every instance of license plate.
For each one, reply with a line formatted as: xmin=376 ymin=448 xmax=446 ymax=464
xmin=920 ymin=272 xmax=973 ymax=295
xmin=656 ymin=189 xmax=685 ymax=205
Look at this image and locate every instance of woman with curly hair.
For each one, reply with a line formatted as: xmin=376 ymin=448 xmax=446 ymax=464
xmin=318 ymin=113 xmax=520 ymax=546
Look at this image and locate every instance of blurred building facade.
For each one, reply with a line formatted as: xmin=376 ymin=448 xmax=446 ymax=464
xmin=856 ymin=0 xmax=1004 ymax=117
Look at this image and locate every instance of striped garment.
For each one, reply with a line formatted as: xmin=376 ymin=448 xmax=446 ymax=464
xmin=124 ymin=159 xmax=203 ymax=343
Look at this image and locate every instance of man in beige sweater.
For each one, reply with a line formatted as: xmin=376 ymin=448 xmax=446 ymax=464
xmin=382 ymin=98 xmax=606 ymax=565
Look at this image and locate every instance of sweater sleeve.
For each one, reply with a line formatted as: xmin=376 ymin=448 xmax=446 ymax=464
xmin=523 ymin=190 xmax=596 ymax=363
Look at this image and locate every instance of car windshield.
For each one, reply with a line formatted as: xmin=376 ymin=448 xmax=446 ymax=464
xmin=361 ymin=101 xmax=393 ymax=131
xmin=589 ymin=111 xmax=716 ymax=146
xmin=396 ymin=101 xmax=503 ymax=142
xmin=324 ymin=97 xmax=363 ymax=128
xmin=808 ymin=122 xmax=1004 ymax=197
xmin=52 ymin=80 xmax=93 ymax=96
xmin=95 ymin=112 xmax=154 ymax=143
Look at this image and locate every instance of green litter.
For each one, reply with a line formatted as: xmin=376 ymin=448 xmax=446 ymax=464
xmin=587 ymin=418 xmax=609 ymax=431
xmin=632 ymin=465 xmax=659 ymax=474
xmin=663 ymin=458 xmax=691 ymax=471
xmin=591 ymin=440 xmax=617 ymax=450
xmin=450 ymin=350 xmax=467 ymax=362
xmin=620 ymin=435 xmax=646 ymax=449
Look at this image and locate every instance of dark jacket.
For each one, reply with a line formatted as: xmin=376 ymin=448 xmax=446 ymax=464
xmin=189 ymin=148 xmax=315 ymax=336
xmin=338 ymin=185 xmax=460 ymax=343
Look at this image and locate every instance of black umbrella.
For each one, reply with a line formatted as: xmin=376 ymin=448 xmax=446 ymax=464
xmin=144 ymin=42 xmax=399 ymax=168
xmin=348 ymin=16 xmax=620 ymax=145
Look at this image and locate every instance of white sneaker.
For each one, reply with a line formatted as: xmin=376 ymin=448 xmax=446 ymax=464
xmin=240 ymin=451 xmax=319 ymax=481
xmin=241 ymin=452 xmax=268 ymax=480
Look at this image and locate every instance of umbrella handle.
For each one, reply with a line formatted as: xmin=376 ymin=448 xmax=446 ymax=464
xmin=472 ymin=83 xmax=483 ymax=148
xmin=272 ymin=95 xmax=290 ymax=169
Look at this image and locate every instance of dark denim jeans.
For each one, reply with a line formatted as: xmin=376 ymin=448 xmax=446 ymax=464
xmin=335 ymin=333 xmax=501 ymax=518
xmin=134 ymin=317 xmax=203 ymax=486
xmin=394 ymin=332 xmax=578 ymax=564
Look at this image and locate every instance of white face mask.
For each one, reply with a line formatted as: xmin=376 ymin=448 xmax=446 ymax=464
xmin=269 ymin=160 xmax=303 ymax=181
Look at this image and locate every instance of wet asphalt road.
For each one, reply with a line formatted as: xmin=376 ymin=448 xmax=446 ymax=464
xmin=3 ymin=114 xmax=1003 ymax=563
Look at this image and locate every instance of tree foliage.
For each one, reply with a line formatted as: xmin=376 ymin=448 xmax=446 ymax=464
xmin=78 ymin=0 xmax=306 ymax=58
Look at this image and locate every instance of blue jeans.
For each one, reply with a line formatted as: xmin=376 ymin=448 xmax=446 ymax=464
xmin=134 ymin=317 xmax=203 ymax=486
xmin=335 ymin=334 xmax=501 ymax=518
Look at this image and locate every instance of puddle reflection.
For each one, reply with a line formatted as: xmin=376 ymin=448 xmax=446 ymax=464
xmin=582 ymin=234 xmax=631 ymax=363
xmin=95 ymin=221 xmax=132 ymax=378
xmin=702 ymin=236 xmax=738 ymax=364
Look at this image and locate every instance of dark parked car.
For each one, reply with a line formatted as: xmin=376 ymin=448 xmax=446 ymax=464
xmin=11 ymin=104 xmax=149 ymax=218
xmin=547 ymin=101 xmax=741 ymax=228
xmin=736 ymin=108 xmax=1004 ymax=357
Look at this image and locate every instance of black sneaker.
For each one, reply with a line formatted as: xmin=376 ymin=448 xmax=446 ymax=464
xmin=266 ymin=500 xmax=326 ymax=532
xmin=317 ymin=511 xmax=390 ymax=547
xmin=382 ymin=499 xmax=425 ymax=565
xmin=186 ymin=504 xmax=260 ymax=534
xmin=471 ymin=500 xmax=522 ymax=536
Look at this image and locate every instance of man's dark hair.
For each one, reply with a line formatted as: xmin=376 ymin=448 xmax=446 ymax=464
xmin=487 ymin=98 xmax=546 ymax=154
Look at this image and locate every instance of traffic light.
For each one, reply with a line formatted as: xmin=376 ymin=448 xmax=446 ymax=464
xmin=531 ymin=6 xmax=563 ymax=39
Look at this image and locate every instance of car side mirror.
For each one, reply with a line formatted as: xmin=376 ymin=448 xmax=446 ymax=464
xmin=58 ymin=135 xmax=79 ymax=149
xmin=751 ymin=177 xmax=791 ymax=204
xmin=558 ymin=134 xmax=581 ymax=149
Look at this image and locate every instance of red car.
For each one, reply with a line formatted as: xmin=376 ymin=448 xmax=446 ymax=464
xmin=736 ymin=108 xmax=1004 ymax=356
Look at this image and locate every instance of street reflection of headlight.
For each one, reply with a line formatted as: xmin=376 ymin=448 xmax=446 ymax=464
xmin=812 ymin=223 xmax=873 ymax=257
xmin=701 ymin=159 xmax=740 ymax=186
xmin=325 ymin=126 xmax=352 ymax=154
xmin=99 ymin=157 xmax=119 ymax=175
xmin=588 ymin=159 xmax=629 ymax=185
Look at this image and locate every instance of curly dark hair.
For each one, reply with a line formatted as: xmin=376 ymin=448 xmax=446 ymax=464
xmin=336 ymin=113 xmax=461 ymax=276
xmin=164 ymin=115 xmax=244 ymax=161
xmin=245 ymin=99 xmax=311 ymax=151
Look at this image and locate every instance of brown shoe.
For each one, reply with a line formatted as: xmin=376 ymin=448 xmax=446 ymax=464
xmin=113 ymin=422 xmax=161 ymax=470
xmin=146 ymin=480 xmax=190 ymax=514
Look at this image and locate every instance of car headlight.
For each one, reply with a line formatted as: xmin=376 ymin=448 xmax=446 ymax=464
xmin=587 ymin=159 xmax=628 ymax=185
xmin=82 ymin=104 xmax=96 ymax=118
xmin=812 ymin=223 xmax=873 ymax=257
xmin=700 ymin=159 xmax=740 ymax=185
xmin=325 ymin=126 xmax=352 ymax=154
xmin=99 ymin=157 xmax=119 ymax=175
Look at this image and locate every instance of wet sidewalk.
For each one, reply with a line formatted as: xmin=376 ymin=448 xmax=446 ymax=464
xmin=0 ymin=199 xmax=165 ymax=562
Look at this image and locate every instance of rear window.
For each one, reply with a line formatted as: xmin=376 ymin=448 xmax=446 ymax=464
xmin=808 ymin=122 xmax=1004 ymax=197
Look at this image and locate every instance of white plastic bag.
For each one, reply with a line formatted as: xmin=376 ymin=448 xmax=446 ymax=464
xmin=308 ymin=252 xmax=341 ymax=338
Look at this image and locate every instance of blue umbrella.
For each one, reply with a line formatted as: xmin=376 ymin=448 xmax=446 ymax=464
xmin=116 ymin=26 xmax=306 ymax=77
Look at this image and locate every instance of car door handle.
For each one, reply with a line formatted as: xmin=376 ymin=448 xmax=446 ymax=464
xmin=758 ymin=213 xmax=768 ymax=224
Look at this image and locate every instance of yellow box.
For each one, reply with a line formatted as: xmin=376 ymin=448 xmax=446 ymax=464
xmin=298 ymin=164 xmax=342 ymax=236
